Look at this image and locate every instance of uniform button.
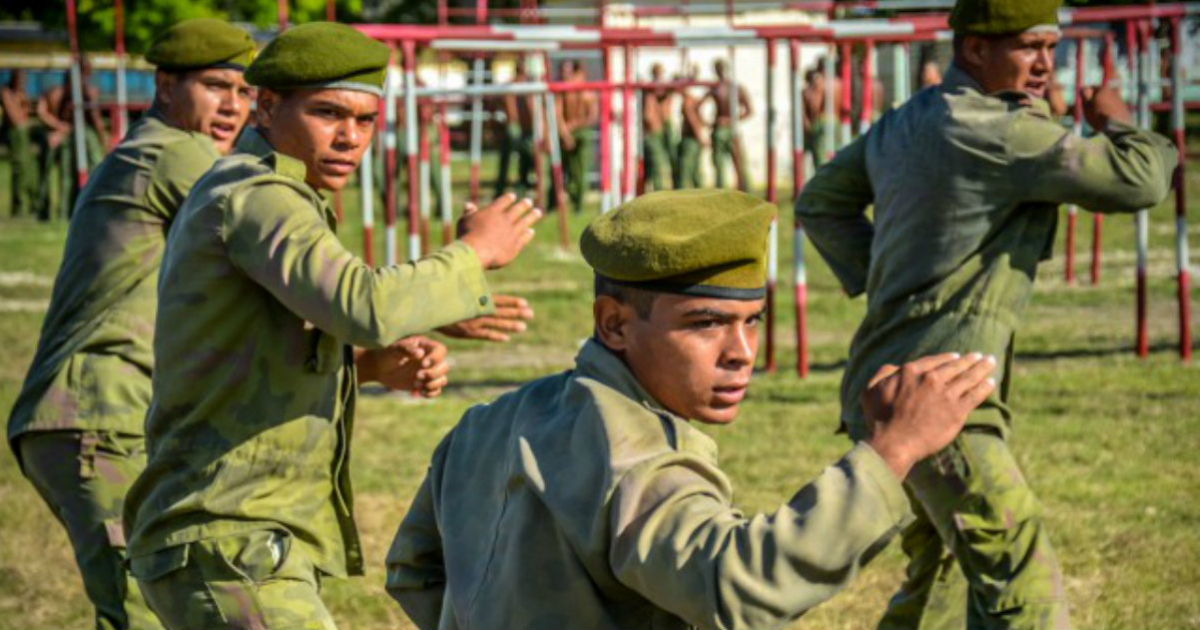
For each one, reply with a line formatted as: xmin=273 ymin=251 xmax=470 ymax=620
xmin=479 ymin=295 xmax=490 ymax=306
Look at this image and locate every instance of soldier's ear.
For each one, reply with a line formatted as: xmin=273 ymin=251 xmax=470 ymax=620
xmin=154 ymin=70 xmax=177 ymax=108
xmin=256 ymin=89 xmax=281 ymax=130
xmin=593 ymin=295 xmax=632 ymax=353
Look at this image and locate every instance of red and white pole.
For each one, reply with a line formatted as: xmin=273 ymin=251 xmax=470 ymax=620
xmin=1093 ymin=31 xmax=1115 ymax=285
xmin=790 ymin=38 xmax=809 ymax=379
xmin=359 ymin=115 xmax=376 ymax=265
xmin=113 ymin=0 xmax=127 ymax=146
xmin=623 ymin=45 xmax=636 ymax=201
xmin=1065 ymin=36 xmax=1085 ymax=285
xmin=539 ymin=54 xmax=571 ymax=250
xmin=438 ymin=102 xmax=453 ymax=246
xmin=839 ymin=42 xmax=852 ymax=147
xmin=600 ymin=49 xmax=614 ymax=212
xmin=468 ymin=55 xmax=484 ymax=205
xmin=764 ymin=39 xmax=779 ymax=373
xmin=859 ymin=40 xmax=873 ymax=135
xmin=402 ymin=40 xmax=421 ymax=262
xmin=65 ymin=0 xmax=87 ymax=190
xmin=326 ymin=0 xmax=335 ymax=21
xmin=1169 ymin=17 xmax=1192 ymax=361
xmin=419 ymin=107 xmax=433 ymax=255
xmin=1135 ymin=19 xmax=1151 ymax=358
xmin=528 ymin=58 xmax=547 ymax=211
xmin=385 ymin=54 xmax=400 ymax=266
xmin=277 ymin=0 xmax=288 ymax=31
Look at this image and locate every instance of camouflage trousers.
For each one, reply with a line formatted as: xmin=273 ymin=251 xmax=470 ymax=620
xmin=710 ymin=126 xmax=748 ymax=191
xmin=642 ymin=129 xmax=671 ymax=192
xmin=859 ymin=429 xmax=1072 ymax=630
xmin=18 ymin=430 xmax=163 ymax=630
xmin=132 ymin=529 xmax=337 ymax=630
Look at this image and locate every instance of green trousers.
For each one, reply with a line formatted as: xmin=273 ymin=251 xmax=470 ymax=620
xmin=642 ymin=129 xmax=671 ymax=192
xmin=5 ymin=124 xmax=38 ymax=217
xmin=711 ymin=125 xmax=748 ymax=191
xmin=845 ymin=426 xmax=1071 ymax=630
xmin=18 ymin=430 xmax=163 ymax=630
xmin=132 ymin=530 xmax=336 ymax=630
xmin=562 ymin=127 xmax=591 ymax=212
xmin=495 ymin=123 xmax=534 ymax=199
xmin=40 ymin=127 xmax=104 ymax=221
xmin=674 ymin=136 xmax=703 ymax=189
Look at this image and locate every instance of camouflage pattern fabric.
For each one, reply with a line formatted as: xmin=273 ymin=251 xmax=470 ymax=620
xmin=19 ymin=430 xmax=163 ymax=630
xmin=387 ymin=339 xmax=913 ymax=630
xmin=39 ymin=125 xmax=106 ymax=221
xmin=796 ymin=64 xmax=1176 ymax=629
xmin=710 ymin=125 xmax=747 ymax=191
xmin=134 ymin=529 xmax=336 ymax=630
xmin=9 ymin=109 xmax=220 ymax=445
xmin=124 ymin=127 xmax=494 ymax=594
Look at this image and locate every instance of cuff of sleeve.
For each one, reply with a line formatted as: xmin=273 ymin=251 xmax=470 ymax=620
xmin=845 ymin=442 xmax=914 ymax=529
xmin=444 ymin=241 xmax=496 ymax=317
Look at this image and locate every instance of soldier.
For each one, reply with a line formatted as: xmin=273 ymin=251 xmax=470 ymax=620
xmin=7 ymin=19 xmax=258 ymax=630
xmin=795 ymin=0 xmax=1176 ymax=627
xmin=495 ymin=59 xmax=535 ymax=198
xmin=386 ymin=189 xmax=999 ymax=630
xmin=2 ymin=69 xmax=38 ymax=217
xmin=555 ymin=60 xmax=597 ymax=213
xmin=36 ymin=55 xmax=108 ymax=220
xmin=641 ymin=63 xmax=672 ymax=192
xmin=674 ymin=65 xmax=706 ymax=189
xmin=701 ymin=59 xmax=751 ymax=191
xmin=802 ymin=63 xmax=828 ymax=170
xmin=122 ymin=23 xmax=541 ymax=629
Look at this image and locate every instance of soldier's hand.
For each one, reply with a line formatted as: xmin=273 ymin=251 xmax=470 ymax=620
xmin=437 ymin=294 xmax=534 ymax=342
xmin=358 ymin=336 xmax=450 ymax=397
xmin=1081 ymin=86 xmax=1133 ymax=132
xmin=457 ymin=193 xmax=543 ymax=270
xmin=862 ymin=353 xmax=996 ymax=480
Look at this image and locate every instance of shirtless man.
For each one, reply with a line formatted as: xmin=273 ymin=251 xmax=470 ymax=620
xmin=36 ymin=57 xmax=108 ymax=220
xmin=641 ymin=63 xmax=672 ymax=192
xmin=802 ymin=64 xmax=828 ymax=170
xmin=556 ymin=60 xmax=597 ymax=212
xmin=2 ymin=69 xmax=37 ymax=217
xmin=702 ymin=58 xmax=751 ymax=191
xmin=674 ymin=65 xmax=707 ymax=189
xmin=496 ymin=61 xmax=535 ymax=198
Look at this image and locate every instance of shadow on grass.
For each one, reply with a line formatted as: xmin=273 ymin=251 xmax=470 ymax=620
xmin=1015 ymin=340 xmax=1198 ymax=362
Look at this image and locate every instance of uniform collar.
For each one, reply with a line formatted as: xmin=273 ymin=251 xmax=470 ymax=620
xmin=942 ymin=63 xmax=1052 ymax=115
xmin=575 ymin=338 xmax=684 ymax=424
xmin=236 ymin=126 xmax=310 ymax=184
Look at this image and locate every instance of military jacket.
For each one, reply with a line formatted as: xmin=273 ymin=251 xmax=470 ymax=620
xmin=8 ymin=109 xmax=219 ymax=449
xmin=386 ymin=339 xmax=912 ymax=630
xmin=124 ymin=128 xmax=494 ymax=578
xmin=795 ymin=65 xmax=1176 ymax=435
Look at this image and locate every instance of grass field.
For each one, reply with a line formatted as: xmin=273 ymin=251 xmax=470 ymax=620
xmin=0 ymin=151 xmax=1198 ymax=630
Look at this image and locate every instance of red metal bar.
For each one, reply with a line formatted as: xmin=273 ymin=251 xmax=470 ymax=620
xmin=112 ymin=0 xmax=125 ymax=146
xmin=326 ymin=0 xmax=335 ymax=21
xmin=765 ymin=38 xmax=778 ymax=373
xmin=278 ymin=0 xmax=288 ymax=31
xmin=65 ymin=0 xmax=87 ymax=189
xmin=1065 ymin=37 xmax=1085 ymax=285
xmin=839 ymin=42 xmax=852 ymax=146
xmin=419 ymin=111 xmax=433 ymax=256
xmin=600 ymin=50 xmax=613 ymax=211
xmin=438 ymin=104 xmax=453 ymax=246
xmin=1170 ymin=17 xmax=1192 ymax=361
xmin=623 ymin=45 xmax=635 ymax=201
xmin=789 ymin=36 xmax=809 ymax=378
xmin=1092 ymin=32 xmax=1115 ymax=286
xmin=1135 ymin=19 xmax=1149 ymax=359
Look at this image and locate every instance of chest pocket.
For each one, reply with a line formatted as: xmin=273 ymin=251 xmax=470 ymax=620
xmin=306 ymin=328 xmax=343 ymax=375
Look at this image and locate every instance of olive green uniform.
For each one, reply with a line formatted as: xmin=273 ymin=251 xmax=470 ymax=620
xmin=563 ymin=127 xmax=591 ymax=211
xmin=41 ymin=125 xmax=105 ymax=221
xmin=9 ymin=108 xmax=221 ymax=630
xmin=387 ymin=339 xmax=913 ymax=630
xmin=711 ymin=125 xmax=747 ymax=191
xmin=796 ymin=65 xmax=1175 ymax=629
xmin=642 ymin=129 xmax=671 ymax=192
xmin=4 ymin=120 xmax=38 ymax=216
xmin=123 ymin=127 xmax=494 ymax=629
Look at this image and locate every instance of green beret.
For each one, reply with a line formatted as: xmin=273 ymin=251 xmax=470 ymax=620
xmin=581 ymin=190 xmax=777 ymax=300
xmin=145 ymin=18 xmax=256 ymax=72
xmin=245 ymin=22 xmax=390 ymax=96
xmin=949 ymin=0 xmax=1061 ymax=35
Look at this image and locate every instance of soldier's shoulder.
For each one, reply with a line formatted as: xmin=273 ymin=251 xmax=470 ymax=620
xmin=155 ymin=132 xmax=221 ymax=176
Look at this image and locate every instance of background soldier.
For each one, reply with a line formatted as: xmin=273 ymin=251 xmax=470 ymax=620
xmin=674 ymin=64 xmax=706 ymax=189
xmin=2 ymin=69 xmax=38 ymax=217
xmin=35 ymin=56 xmax=108 ymax=220
xmin=641 ymin=63 xmax=672 ymax=192
xmin=555 ymin=60 xmax=597 ymax=213
xmin=796 ymin=0 xmax=1176 ymax=627
xmin=387 ymin=190 xmax=998 ymax=630
xmin=702 ymin=59 xmax=751 ymax=191
xmin=7 ymin=19 xmax=258 ymax=630
xmin=802 ymin=63 xmax=828 ymax=170
xmin=495 ymin=59 xmax=535 ymax=198
xmin=122 ymin=23 xmax=542 ymax=629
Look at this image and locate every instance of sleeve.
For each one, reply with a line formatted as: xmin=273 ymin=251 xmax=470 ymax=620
xmin=144 ymin=136 xmax=220 ymax=223
xmin=793 ymin=134 xmax=875 ymax=297
xmin=1009 ymin=113 xmax=1177 ymax=214
xmin=609 ymin=442 xmax=912 ymax=630
xmin=223 ymin=182 xmax=494 ymax=348
xmin=386 ymin=435 xmax=450 ymax=630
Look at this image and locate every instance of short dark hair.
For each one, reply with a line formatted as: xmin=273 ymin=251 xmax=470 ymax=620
xmin=594 ymin=275 xmax=658 ymax=319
